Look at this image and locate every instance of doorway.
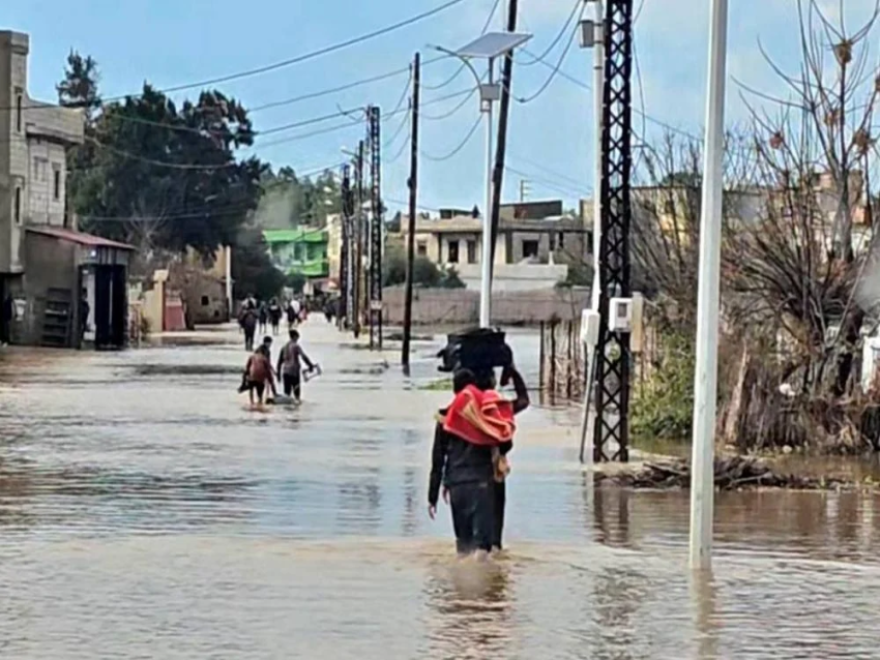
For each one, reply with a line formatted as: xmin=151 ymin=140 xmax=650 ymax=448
xmin=93 ymin=265 xmax=127 ymax=349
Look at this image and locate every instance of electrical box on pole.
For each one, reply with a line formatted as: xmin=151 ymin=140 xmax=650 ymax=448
xmin=593 ymin=0 xmax=634 ymax=463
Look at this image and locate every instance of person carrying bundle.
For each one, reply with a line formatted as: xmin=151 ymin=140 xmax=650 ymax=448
xmin=427 ymin=363 xmax=527 ymax=558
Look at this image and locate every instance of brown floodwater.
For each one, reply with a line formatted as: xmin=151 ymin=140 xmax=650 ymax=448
xmin=1 ymin=321 xmax=880 ymax=659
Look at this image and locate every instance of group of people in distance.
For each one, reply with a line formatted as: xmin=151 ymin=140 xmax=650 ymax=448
xmin=428 ymin=361 xmax=529 ymax=559
xmin=236 ymin=292 xmax=315 ymax=408
xmin=240 ymin=329 xmax=316 ymax=407
xmin=237 ymin=295 xmax=305 ymax=352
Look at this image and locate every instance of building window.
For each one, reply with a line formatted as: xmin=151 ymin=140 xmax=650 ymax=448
xmin=53 ymin=167 xmax=61 ymax=200
xmin=14 ymin=187 xmax=21 ymax=224
xmin=447 ymin=239 xmax=460 ymax=264
xmin=466 ymin=239 xmax=477 ymax=264
xmin=522 ymin=239 xmax=539 ymax=259
xmin=15 ymin=94 xmax=23 ymax=133
xmin=417 ymin=241 xmax=427 ymax=257
xmin=558 ymin=232 xmax=565 ymax=249
xmin=201 ymin=295 xmax=210 ymax=306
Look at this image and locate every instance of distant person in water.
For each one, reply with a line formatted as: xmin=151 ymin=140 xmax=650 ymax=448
xmin=276 ymin=329 xmax=315 ymax=403
xmin=258 ymin=300 xmax=268 ymax=334
xmin=239 ymin=304 xmax=258 ymax=351
xmin=286 ymin=298 xmax=300 ymax=329
xmin=268 ymin=298 xmax=282 ymax=335
xmin=324 ymin=297 xmax=337 ymax=324
xmin=241 ymin=336 xmax=277 ymax=406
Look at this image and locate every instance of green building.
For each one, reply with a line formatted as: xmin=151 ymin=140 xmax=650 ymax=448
xmin=262 ymin=228 xmax=329 ymax=279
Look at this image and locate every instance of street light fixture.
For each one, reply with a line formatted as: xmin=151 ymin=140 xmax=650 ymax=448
xmin=429 ymin=30 xmax=532 ymax=328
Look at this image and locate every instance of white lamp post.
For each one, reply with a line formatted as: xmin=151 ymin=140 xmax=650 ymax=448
xmin=430 ymin=31 xmax=532 ymax=328
xmin=689 ymin=0 xmax=729 ymax=571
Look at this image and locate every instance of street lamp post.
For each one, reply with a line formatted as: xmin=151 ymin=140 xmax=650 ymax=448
xmin=430 ymin=32 xmax=531 ymax=328
xmin=689 ymin=0 xmax=729 ymax=571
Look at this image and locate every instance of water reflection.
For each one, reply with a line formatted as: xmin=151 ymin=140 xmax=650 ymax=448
xmin=1 ymin=322 xmax=880 ymax=658
xmin=424 ymin=561 xmax=512 ymax=660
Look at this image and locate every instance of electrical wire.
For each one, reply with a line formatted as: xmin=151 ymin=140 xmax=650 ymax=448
xmin=384 ymin=107 xmax=411 ymax=150
xmin=504 ymin=165 xmax=590 ymax=198
xmin=420 ymin=84 xmax=479 ymax=121
xmin=421 ymin=115 xmax=482 ymax=161
xmin=111 ymin=0 xmax=471 ymax=100
xmin=526 ymin=52 xmax=703 ymax=141
xmin=387 ymin=133 xmax=412 ymax=165
xmin=82 ymin=162 xmax=344 ymax=222
xmin=421 ymin=0 xmax=502 ymax=91
xmin=516 ymin=3 xmax=584 ymax=105
xmin=66 ymin=86 xmax=479 ymax=171
xmin=507 ymin=153 xmax=591 ymax=190
xmin=517 ymin=0 xmax=582 ymax=67
xmin=3 ymin=0 xmax=468 ymax=113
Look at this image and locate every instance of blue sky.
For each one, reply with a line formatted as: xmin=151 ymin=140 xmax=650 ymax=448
xmin=4 ymin=0 xmax=879 ymax=214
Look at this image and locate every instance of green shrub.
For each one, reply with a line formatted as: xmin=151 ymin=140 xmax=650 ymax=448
xmin=631 ymin=332 xmax=695 ymax=441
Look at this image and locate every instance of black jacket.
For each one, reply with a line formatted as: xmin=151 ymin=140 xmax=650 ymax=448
xmin=427 ymin=370 xmax=529 ymax=507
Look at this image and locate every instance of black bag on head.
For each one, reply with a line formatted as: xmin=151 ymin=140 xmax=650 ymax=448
xmin=437 ymin=327 xmax=512 ymax=373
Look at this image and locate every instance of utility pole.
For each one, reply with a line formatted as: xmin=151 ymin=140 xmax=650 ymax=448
xmin=353 ymin=140 xmax=365 ymax=339
xmin=592 ymin=0 xmax=634 ymax=464
xmin=402 ymin=53 xmax=421 ymax=370
xmin=367 ymin=106 xmax=383 ymax=350
xmin=487 ymin=0 xmax=519 ymax=273
xmin=689 ymin=0 xmax=729 ymax=571
xmin=339 ymin=164 xmax=353 ymax=330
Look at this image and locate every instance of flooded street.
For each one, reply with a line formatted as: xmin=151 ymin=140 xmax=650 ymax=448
xmin=1 ymin=321 xmax=880 ymax=659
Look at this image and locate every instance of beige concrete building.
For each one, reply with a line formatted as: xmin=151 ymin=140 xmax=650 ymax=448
xmin=1 ymin=30 xmax=133 ymax=348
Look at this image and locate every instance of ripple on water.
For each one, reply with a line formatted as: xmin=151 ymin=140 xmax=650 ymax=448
xmin=2 ymin=322 xmax=880 ymax=658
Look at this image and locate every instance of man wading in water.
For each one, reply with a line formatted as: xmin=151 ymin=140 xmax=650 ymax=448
xmin=475 ymin=364 xmax=529 ymax=552
xmin=428 ymin=364 xmax=528 ymax=558
xmin=241 ymin=337 xmax=277 ymax=407
xmin=276 ymin=329 xmax=315 ymax=403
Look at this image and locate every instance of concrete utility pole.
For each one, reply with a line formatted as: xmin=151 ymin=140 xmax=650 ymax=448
xmin=689 ymin=0 xmax=729 ymax=571
xmin=339 ymin=164 xmax=353 ymax=331
xmin=367 ymin=106 xmax=383 ymax=350
xmin=402 ymin=53 xmax=421 ymax=370
xmin=353 ymin=140 xmax=365 ymax=339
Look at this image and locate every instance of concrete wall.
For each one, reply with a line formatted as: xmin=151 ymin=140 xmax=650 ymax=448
xmin=18 ymin=231 xmax=78 ymax=344
xmin=26 ymin=138 xmax=68 ymax=226
xmin=1 ymin=31 xmax=84 ymax=275
xmin=455 ymin=263 xmax=569 ymax=292
xmin=382 ymin=286 xmax=590 ymax=326
xmin=0 ymin=31 xmax=29 ymax=274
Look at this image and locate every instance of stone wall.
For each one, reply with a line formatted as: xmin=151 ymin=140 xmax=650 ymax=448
xmin=381 ymin=286 xmax=590 ymax=326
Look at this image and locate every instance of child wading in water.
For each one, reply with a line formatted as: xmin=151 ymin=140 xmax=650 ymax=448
xmin=240 ymin=337 xmax=277 ymax=407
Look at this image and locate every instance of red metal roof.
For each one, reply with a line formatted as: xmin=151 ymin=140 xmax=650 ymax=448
xmin=26 ymin=225 xmax=135 ymax=250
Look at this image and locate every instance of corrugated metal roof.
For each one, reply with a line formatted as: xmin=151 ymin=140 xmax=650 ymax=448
xmin=26 ymin=226 xmax=135 ymax=250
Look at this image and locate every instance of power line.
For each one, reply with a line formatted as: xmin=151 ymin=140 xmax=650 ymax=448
xmin=421 ymin=115 xmax=482 ymax=161
xmin=504 ymin=164 xmax=590 ymax=197
xmin=517 ymin=0 xmax=582 ymax=67
xmin=111 ymin=0 xmax=471 ymax=100
xmin=82 ymin=162 xmax=344 ymax=222
xmin=421 ymin=0 xmax=502 ymax=91
xmin=4 ymin=0 xmax=468 ymax=113
xmin=420 ymin=84 xmax=478 ymax=120
xmin=507 ymin=153 xmax=590 ymax=190
xmin=387 ymin=133 xmax=412 ymax=165
xmin=516 ymin=3 xmax=584 ymax=104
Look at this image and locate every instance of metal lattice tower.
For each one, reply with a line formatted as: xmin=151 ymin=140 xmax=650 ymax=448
xmin=367 ymin=106 xmax=383 ymax=349
xmin=339 ymin=164 xmax=354 ymax=328
xmin=593 ymin=0 xmax=633 ymax=463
